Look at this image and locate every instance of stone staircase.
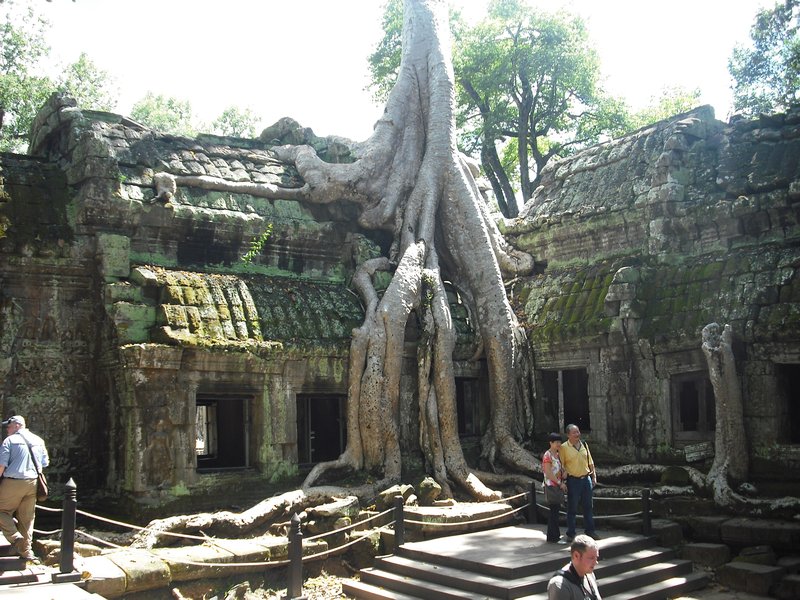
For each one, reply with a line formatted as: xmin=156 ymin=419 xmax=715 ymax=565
xmin=343 ymin=527 xmax=709 ymax=600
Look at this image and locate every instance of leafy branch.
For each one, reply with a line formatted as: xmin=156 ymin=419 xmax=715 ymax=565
xmin=241 ymin=223 xmax=273 ymax=264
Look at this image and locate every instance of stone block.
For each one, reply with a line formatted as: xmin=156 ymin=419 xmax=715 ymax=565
xmin=716 ymin=561 xmax=785 ymax=595
xmin=97 ymin=233 xmax=131 ymax=279
xmin=107 ymin=549 xmax=171 ymax=594
xmin=652 ymin=519 xmax=683 ymax=547
xmin=721 ymin=518 xmax=800 ymax=551
xmin=734 ymin=544 xmax=777 ymax=565
xmin=778 ymin=555 xmax=800 ymax=574
xmin=81 ymin=554 xmax=128 ymax=598
xmin=158 ymin=544 xmax=235 ymax=581
xmin=680 ymin=542 xmax=730 ymax=567
xmin=775 ymin=574 xmax=800 ymax=600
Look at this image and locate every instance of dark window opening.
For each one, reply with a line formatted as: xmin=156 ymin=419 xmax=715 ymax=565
xmin=540 ymin=370 xmax=561 ymax=434
xmin=456 ymin=378 xmax=481 ymax=437
xmin=297 ymin=395 xmax=346 ymax=465
xmin=540 ymin=368 xmax=590 ymax=434
xmin=563 ymin=369 xmax=590 ymax=433
xmin=671 ymin=372 xmax=715 ymax=443
xmin=196 ymin=393 xmax=250 ymax=471
xmin=776 ymin=364 xmax=800 ymax=444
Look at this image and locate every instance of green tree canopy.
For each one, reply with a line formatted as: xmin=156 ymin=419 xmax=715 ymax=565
xmin=131 ymin=92 xmax=197 ymax=137
xmin=0 ymin=2 xmax=54 ymax=151
xmin=210 ymin=106 xmax=261 ymax=138
xmin=729 ymin=0 xmax=800 ymax=115
xmin=368 ymin=0 xmax=628 ymax=217
xmin=1 ymin=2 xmax=118 ymax=152
xmin=627 ymin=86 xmax=702 ymax=130
xmin=57 ymin=52 xmax=118 ymax=112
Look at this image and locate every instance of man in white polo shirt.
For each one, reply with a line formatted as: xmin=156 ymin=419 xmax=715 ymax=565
xmin=0 ymin=415 xmax=49 ymax=563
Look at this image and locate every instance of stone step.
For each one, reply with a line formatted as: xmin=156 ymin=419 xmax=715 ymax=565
xmin=594 ymin=559 xmax=694 ymax=596
xmin=344 ymin=524 xmax=708 ymax=600
xmin=395 ymin=533 xmax=656 ymax=579
xmin=342 ymin=578 xmax=425 ymax=600
xmin=0 ymin=567 xmax=38 ymax=586
xmin=0 ymin=581 xmax=104 ymax=598
xmin=374 ymin=546 xmax=677 ymax=598
xmin=0 ymin=555 xmax=28 ymax=573
xmin=519 ymin=572 xmax=710 ymax=600
xmin=607 ymin=572 xmax=712 ymax=600
xmin=360 ymin=567 xmax=491 ymax=600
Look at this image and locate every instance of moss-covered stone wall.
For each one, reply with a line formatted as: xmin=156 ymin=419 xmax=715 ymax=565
xmin=505 ymin=104 xmax=800 ymax=470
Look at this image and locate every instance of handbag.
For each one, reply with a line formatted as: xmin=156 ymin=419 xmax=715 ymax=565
xmin=19 ymin=433 xmax=48 ymax=502
xmin=543 ymin=483 xmax=565 ymax=506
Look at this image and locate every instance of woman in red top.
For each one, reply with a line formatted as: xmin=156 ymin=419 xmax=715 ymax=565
xmin=542 ymin=432 xmax=567 ymax=543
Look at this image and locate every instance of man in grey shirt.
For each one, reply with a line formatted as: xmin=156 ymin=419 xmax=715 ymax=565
xmin=547 ymin=534 xmax=601 ymax=599
xmin=0 ymin=415 xmax=49 ymax=563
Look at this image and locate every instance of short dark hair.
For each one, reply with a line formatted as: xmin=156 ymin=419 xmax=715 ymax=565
xmin=547 ymin=432 xmax=562 ymax=443
xmin=571 ymin=534 xmax=598 ymax=554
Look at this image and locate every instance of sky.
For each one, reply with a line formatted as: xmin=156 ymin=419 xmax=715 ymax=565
xmin=36 ymin=0 xmax=771 ymax=141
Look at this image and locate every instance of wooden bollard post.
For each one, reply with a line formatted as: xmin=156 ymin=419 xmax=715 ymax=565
xmin=393 ymin=495 xmax=405 ymax=549
xmin=529 ymin=480 xmax=541 ymax=524
xmin=52 ymin=478 xmax=81 ymax=583
xmin=642 ymin=488 xmax=652 ymax=536
xmin=286 ymin=513 xmax=307 ymax=600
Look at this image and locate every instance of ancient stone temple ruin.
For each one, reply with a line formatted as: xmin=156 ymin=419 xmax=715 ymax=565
xmin=1 ymin=94 xmax=798 ymax=508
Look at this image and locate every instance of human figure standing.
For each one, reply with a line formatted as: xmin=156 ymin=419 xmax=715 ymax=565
xmin=559 ymin=424 xmax=597 ymax=542
xmin=0 ymin=415 xmax=49 ymax=563
xmin=542 ymin=432 xmax=567 ymax=543
xmin=547 ymin=534 xmax=601 ymax=599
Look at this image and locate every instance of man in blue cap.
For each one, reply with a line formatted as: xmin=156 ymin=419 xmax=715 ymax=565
xmin=0 ymin=415 xmax=49 ymax=564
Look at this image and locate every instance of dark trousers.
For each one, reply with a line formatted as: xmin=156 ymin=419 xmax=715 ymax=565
xmin=566 ymin=476 xmax=595 ymax=538
xmin=546 ymin=502 xmax=561 ymax=541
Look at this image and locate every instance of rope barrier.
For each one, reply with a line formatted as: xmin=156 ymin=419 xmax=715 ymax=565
xmin=488 ymin=490 xmax=529 ymax=503
xmin=595 ymin=511 xmax=644 ymax=519
xmin=301 ymin=526 xmax=394 ymax=563
xmin=33 ymin=527 xmax=62 ymax=535
xmin=304 ymin=507 xmax=394 ymax=542
xmin=404 ymin=503 xmax=527 ymax=528
xmin=76 ymin=530 xmax=126 ymax=550
xmin=75 ymin=509 xmax=214 ymax=542
xmin=35 ymin=504 xmax=62 ymax=512
xmin=74 ymin=521 xmax=397 ymax=568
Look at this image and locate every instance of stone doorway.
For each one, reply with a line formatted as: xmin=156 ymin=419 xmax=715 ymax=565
xmin=296 ymin=394 xmax=346 ymax=465
xmin=195 ymin=393 xmax=250 ymax=471
xmin=776 ymin=363 xmax=800 ymax=443
xmin=456 ymin=378 xmax=482 ymax=437
xmin=671 ymin=372 xmax=715 ymax=445
xmin=541 ymin=368 xmax=591 ymax=433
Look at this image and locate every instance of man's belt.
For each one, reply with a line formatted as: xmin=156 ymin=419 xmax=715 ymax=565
xmin=567 ymin=474 xmax=589 ymax=479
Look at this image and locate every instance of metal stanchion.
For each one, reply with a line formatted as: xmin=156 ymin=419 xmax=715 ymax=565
xmin=52 ymin=478 xmax=81 ymax=583
xmin=529 ymin=480 xmax=541 ymax=524
xmin=285 ymin=513 xmax=307 ymax=600
xmin=393 ymin=495 xmax=405 ymax=550
xmin=642 ymin=488 xmax=652 ymax=536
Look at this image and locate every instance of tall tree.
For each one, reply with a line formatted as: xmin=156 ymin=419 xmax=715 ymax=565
xmin=282 ymin=0 xmax=536 ymax=499
xmin=170 ymin=0 xmax=536 ymax=499
xmin=131 ymin=92 xmax=197 ymax=137
xmin=627 ymin=86 xmax=702 ymax=130
xmin=456 ymin=0 xmax=629 ymax=214
xmin=0 ymin=2 xmax=54 ymax=152
xmin=729 ymin=0 xmax=800 ymax=115
xmin=210 ymin=106 xmax=261 ymax=138
xmin=369 ymin=0 xmax=627 ymax=218
xmin=57 ymin=52 xmax=118 ymax=112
